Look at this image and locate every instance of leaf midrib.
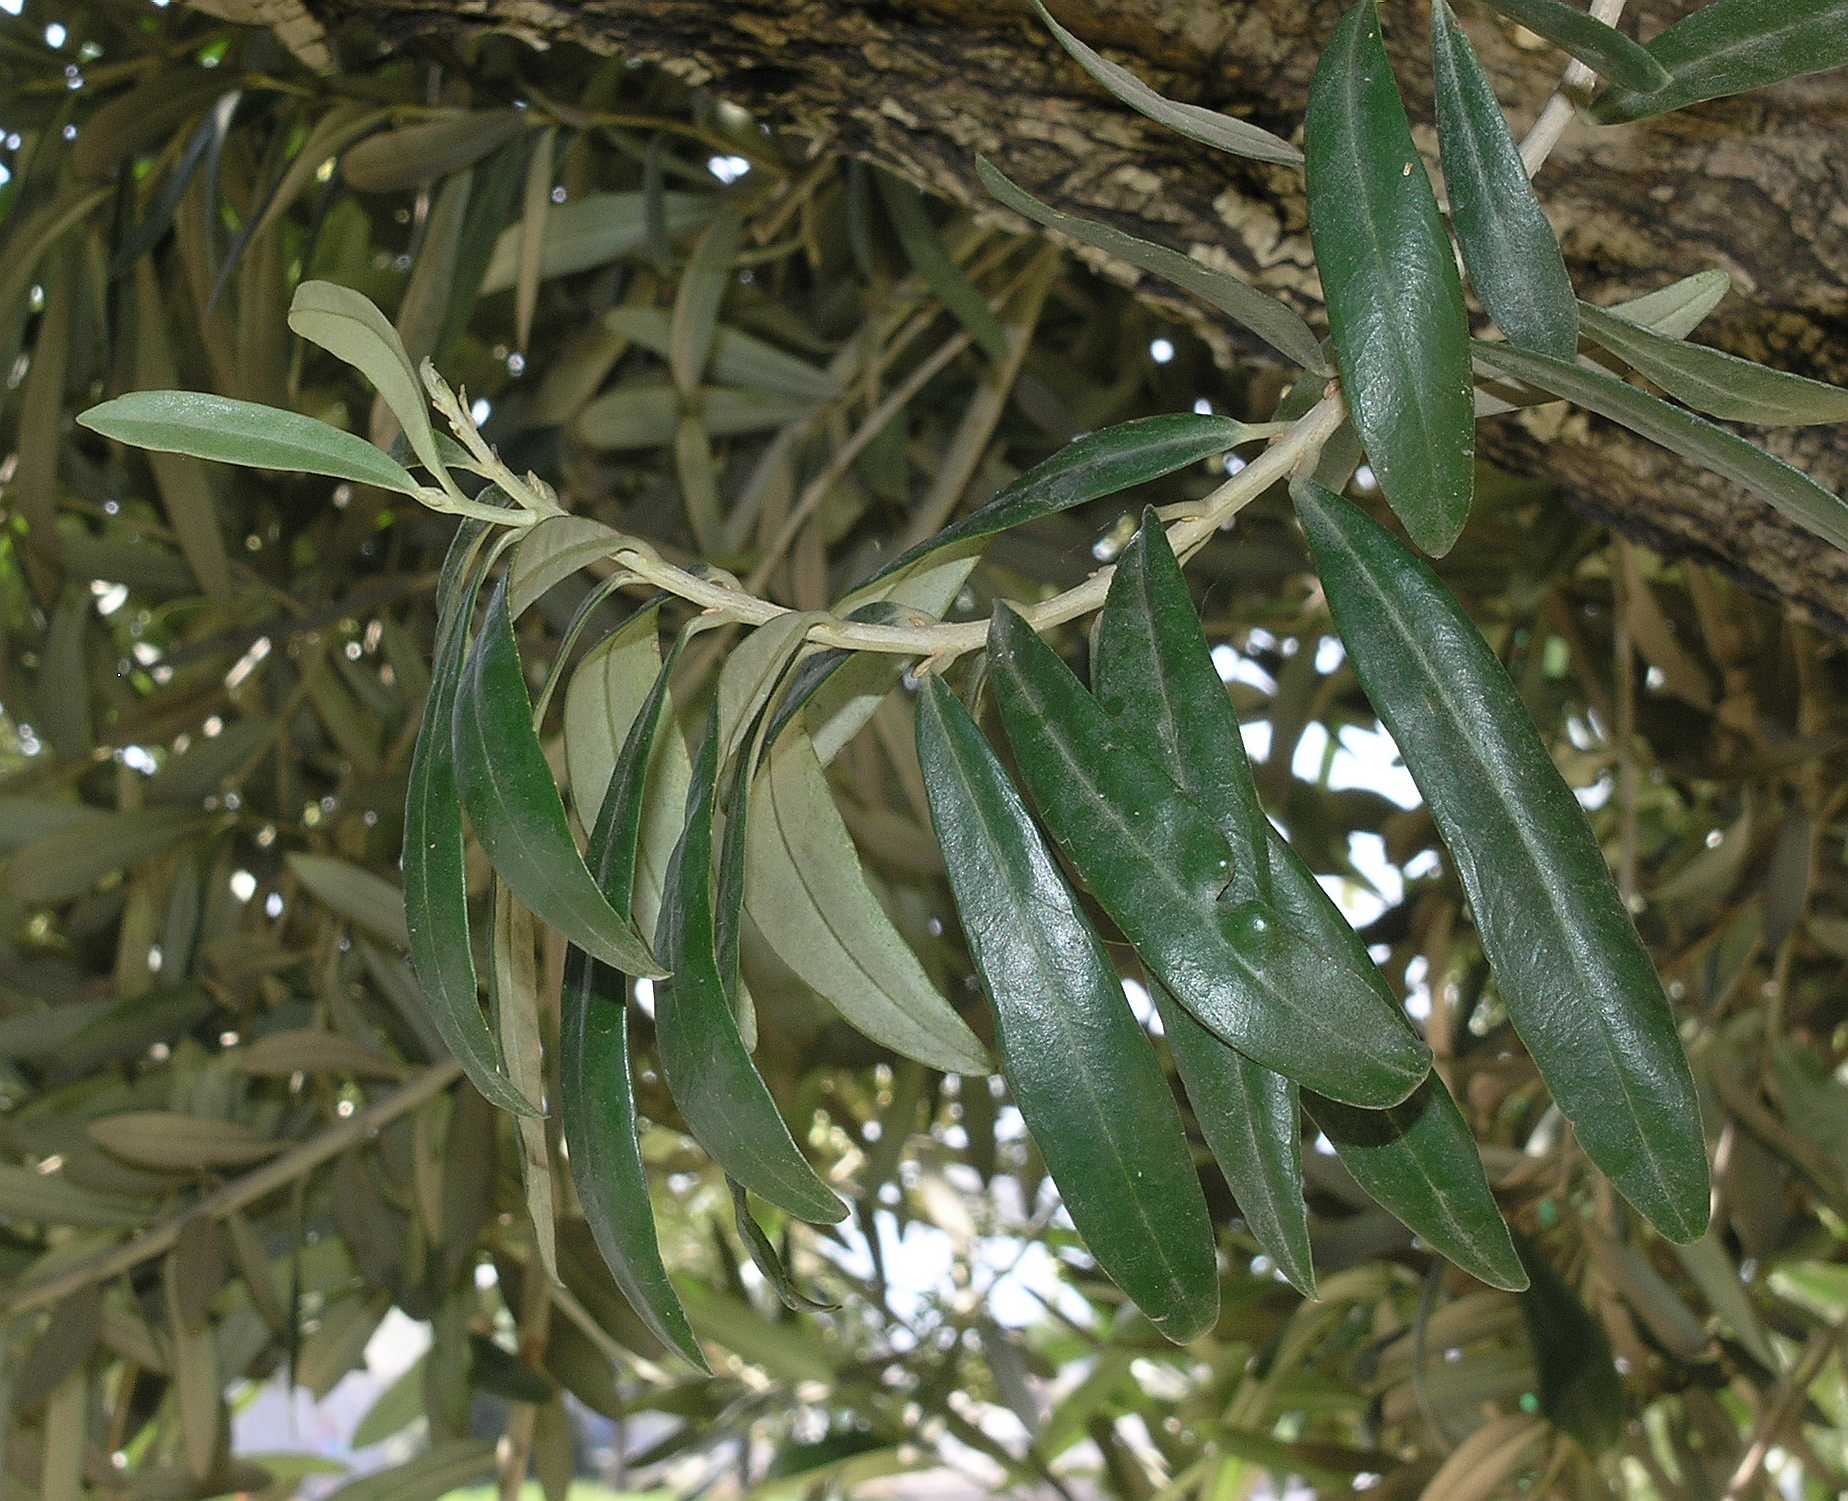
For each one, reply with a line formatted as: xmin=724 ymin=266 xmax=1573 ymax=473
xmin=999 ymin=646 xmax=1364 ymax=1067
xmin=462 ymin=620 xmax=655 ymax=972
xmin=932 ymin=703 xmax=1198 ymax=1329
xmin=1325 ymin=13 xmax=1456 ymax=522
xmin=1327 ymin=522 xmax=1683 ymax=1217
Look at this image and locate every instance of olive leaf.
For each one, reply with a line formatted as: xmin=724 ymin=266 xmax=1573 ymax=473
xmin=1306 ymin=1 xmax=1474 ymax=555
xmin=1031 ymin=0 xmax=1303 ymax=166
xmin=917 ymin=676 xmax=1220 ymax=1343
xmin=1293 ymin=478 xmax=1709 ymax=1241
xmin=1432 ymin=0 xmax=1578 ymax=359
xmin=1590 ymin=0 xmax=1848 ymax=125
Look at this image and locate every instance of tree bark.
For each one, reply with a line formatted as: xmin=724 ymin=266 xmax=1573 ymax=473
xmin=265 ymin=0 xmax=1848 ymax=628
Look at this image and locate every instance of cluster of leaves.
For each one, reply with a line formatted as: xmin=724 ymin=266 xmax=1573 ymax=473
xmin=2 ymin=1 xmax=1848 ymax=1498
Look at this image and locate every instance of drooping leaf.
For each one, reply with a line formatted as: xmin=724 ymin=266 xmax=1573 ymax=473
xmin=454 ymin=578 xmax=663 ymax=976
xmin=1305 ymin=1 xmax=1475 ymax=555
xmin=862 ymin=413 xmax=1258 ymax=588
xmin=491 ymin=890 xmax=556 ymax=1276
xmin=745 ymin=723 xmax=991 ymax=1075
xmin=1153 ymin=984 xmax=1314 ymax=1297
xmin=976 ymin=157 xmax=1328 ymax=374
xmin=288 ymin=279 xmax=454 ymax=491
xmin=1094 ymin=516 xmax=1521 ymax=1292
xmin=916 ymin=675 xmax=1219 ymax=1343
xmin=507 ymin=515 xmax=625 ymax=620
xmin=341 ymin=111 xmax=527 ymax=194
xmin=393 ymin=167 xmax=473 ymax=370
xmin=403 ymin=521 xmax=539 ymax=1117
xmin=1577 ymin=300 xmax=1848 ymax=426
xmin=654 ymin=725 xmax=847 ymax=1225
xmin=671 ymin=196 xmax=749 ymax=391
xmin=1254 ymin=810 xmax=1524 ymax=1290
xmin=1431 ymin=0 xmax=1578 ymax=359
xmin=514 ymin=126 xmax=556 ymax=353
xmin=1590 ymin=0 xmax=1848 ymax=125
xmin=561 ymin=624 xmax=709 ymax=1371
xmin=1031 ymin=0 xmax=1303 ymax=166
xmin=1477 ymin=0 xmax=1668 ymax=93
xmin=1516 ymin=1234 xmax=1625 ymax=1453
xmin=1094 ymin=513 xmax=1272 ymax=893
xmin=1292 ymin=478 xmax=1709 ymax=1241
xmin=1092 ymin=519 xmax=1312 ymax=1292
xmin=986 ymin=604 xmax=1431 ymax=1108
xmin=1472 ymin=339 xmax=1848 ymax=553
xmin=479 ymin=190 xmax=714 ymax=291
xmin=875 ymin=174 xmax=1011 ymax=363
xmin=731 ymin=1183 xmax=841 ymax=1313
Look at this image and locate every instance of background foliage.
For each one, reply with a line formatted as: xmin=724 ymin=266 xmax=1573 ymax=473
xmin=1 ymin=2 xmax=1847 ymax=1498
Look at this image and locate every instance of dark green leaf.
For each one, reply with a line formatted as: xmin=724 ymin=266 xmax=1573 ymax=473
xmin=1577 ymin=300 xmax=1848 ymax=426
xmin=403 ymin=522 xmax=539 ymax=1117
xmin=1031 ymin=0 xmax=1303 ymax=166
xmin=1590 ymin=0 xmax=1848 ymax=124
xmin=1151 ymin=983 xmax=1314 ymax=1297
xmin=986 ymin=604 xmax=1431 ymax=1108
xmin=1092 ymin=519 xmax=1304 ymax=1292
xmin=454 ymin=578 xmax=663 ymax=976
xmin=1291 ymin=479 xmax=1709 ymax=1241
xmin=1306 ymin=1 xmax=1475 ymax=555
xmin=1253 ymin=821 xmax=1525 ymax=1291
xmin=730 ymin=1183 xmax=840 ymax=1313
xmin=1516 ymin=1234 xmax=1625 ymax=1452
xmin=875 ymin=174 xmax=1010 ymax=363
xmin=1094 ymin=514 xmax=1272 ymax=895
xmin=1095 ymin=517 xmax=1520 ymax=1292
xmin=1472 ymin=340 xmax=1848 ymax=553
xmin=654 ymin=726 xmax=847 ymax=1225
xmin=916 ymin=676 xmax=1219 ymax=1343
xmin=79 ymin=391 xmax=421 ymax=493
xmin=1432 ymin=0 xmax=1578 ymax=359
xmin=863 ymin=413 xmax=1256 ymax=588
xmin=977 ymin=157 xmax=1329 ymax=374
xmin=1478 ymin=0 xmax=1668 ymax=93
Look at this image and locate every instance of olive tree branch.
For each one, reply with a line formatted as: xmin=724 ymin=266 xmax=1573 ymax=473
xmin=1520 ymin=0 xmax=1631 ymax=177
xmin=607 ymin=390 xmax=1346 ymax=663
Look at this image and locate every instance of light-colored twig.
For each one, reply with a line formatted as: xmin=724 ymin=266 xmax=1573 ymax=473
xmin=1520 ymin=0 xmax=1631 ymax=178
xmin=610 ymin=390 xmax=1345 ymax=665
xmin=0 ymin=1059 xmax=464 ymax=1320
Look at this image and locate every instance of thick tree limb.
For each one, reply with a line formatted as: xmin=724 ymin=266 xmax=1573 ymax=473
xmin=237 ymin=0 xmax=1848 ymax=627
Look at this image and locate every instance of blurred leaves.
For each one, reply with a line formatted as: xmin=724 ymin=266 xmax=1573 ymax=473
xmin=0 ymin=6 xmax=1845 ymax=1501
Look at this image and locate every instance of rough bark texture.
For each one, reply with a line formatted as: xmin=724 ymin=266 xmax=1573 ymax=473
xmin=256 ymin=0 xmax=1848 ymax=627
